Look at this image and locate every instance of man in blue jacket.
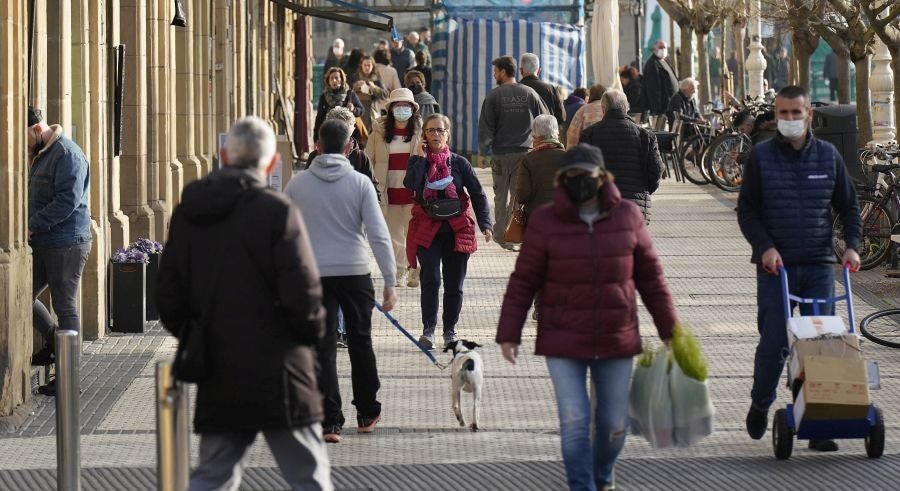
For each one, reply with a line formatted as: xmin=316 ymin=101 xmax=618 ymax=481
xmin=27 ymin=106 xmax=92 ymax=396
xmin=737 ymin=86 xmax=861 ymax=452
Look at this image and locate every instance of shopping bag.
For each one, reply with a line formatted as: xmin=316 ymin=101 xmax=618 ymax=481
xmin=629 ymin=347 xmax=675 ymax=448
xmin=670 ymin=359 xmax=714 ymax=447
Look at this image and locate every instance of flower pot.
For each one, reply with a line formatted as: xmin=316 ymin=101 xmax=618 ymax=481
xmin=110 ymin=262 xmax=147 ymax=333
xmin=146 ymin=253 xmax=160 ymax=321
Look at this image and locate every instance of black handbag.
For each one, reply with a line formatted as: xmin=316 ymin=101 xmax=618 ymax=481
xmin=422 ymin=198 xmax=462 ymax=220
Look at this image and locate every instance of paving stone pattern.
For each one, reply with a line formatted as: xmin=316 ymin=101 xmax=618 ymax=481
xmin=2 ymin=173 xmax=900 ymax=490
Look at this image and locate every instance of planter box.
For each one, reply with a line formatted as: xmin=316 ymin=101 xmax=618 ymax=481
xmin=110 ymin=262 xmax=147 ymax=333
xmin=146 ymin=253 xmax=160 ymax=321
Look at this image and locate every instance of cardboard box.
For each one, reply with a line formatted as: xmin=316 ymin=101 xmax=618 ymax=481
xmin=788 ymin=334 xmax=861 ymax=381
xmin=794 ymin=356 xmax=870 ymax=425
xmin=788 ymin=316 xmax=847 ymax=342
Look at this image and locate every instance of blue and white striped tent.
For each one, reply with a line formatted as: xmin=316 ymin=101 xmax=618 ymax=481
xmin=431 ymin=8 xmax=587 ymax=155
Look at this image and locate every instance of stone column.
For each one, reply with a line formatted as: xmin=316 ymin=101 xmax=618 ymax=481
xmin=106 ymin=0 xmax=131 ymax=250
xmin=193 ymin=0 xmax=212 ymax=174
xmin=175 ymin=1 xmax=203 ymax=188
xmin=214 ymin=0 xmax=233 ymax=148
xmin=47 ymin=0 xmax=73 ymax=131
xmin=870 ymin=14 xmax=896 ymax=143
xmin=120 ymin=0 xmax=156 ymax=238
xmin=148 ymin=0 xmax=177 ymax=239
xmin=745 ymin=0 xmax=766 ymax=99
xmin=233 ymin=0 xmax=246 ymax=119
xmin=0 ymin=0 xmax=33 ymax=417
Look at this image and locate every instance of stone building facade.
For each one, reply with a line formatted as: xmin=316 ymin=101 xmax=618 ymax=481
xmin=0 ymin=0 xmax=311 ymax=417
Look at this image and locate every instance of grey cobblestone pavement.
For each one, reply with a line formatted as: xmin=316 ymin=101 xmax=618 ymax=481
xmin=2 ymin=172 xmax=900 ymax=490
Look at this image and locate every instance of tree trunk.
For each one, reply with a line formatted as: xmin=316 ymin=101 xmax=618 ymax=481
xmin=837 ymin=53 xmax=851 ymax=104
xmin=679 ymin=23 xmax=694 ymax=80
xmin=791 ymin=28 xmax=818 ymax=91
xmin=697 ymin=30 xmax=711 ymax=104
xmin=734 ymin=24 xmax=746 ymax=99
xmin=855 ymin=56 xmax=873 ymax=147
xmin=721 ymin=22 xmax=729 ymax=106
xmin=796 ymin=51 xmax=812 ymax=91
xmin=891 ymin=47 xmax=900 ymax=131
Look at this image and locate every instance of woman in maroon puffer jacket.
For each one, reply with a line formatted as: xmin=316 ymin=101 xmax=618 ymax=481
xmin=496 ymin=144 xmax=676 ymax=491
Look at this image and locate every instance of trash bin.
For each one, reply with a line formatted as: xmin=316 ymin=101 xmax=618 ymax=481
xmin=811 ymin=104 xmax=865 ymax=185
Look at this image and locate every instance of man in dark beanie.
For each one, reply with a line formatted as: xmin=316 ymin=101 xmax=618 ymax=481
xmin=27 ymin=106 xmax=93 ymax=397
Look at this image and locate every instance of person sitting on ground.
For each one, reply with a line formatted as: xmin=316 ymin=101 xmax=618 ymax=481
xmin=405 ymin=70 xmax=440 ymax=120
xmin=286 ymin=119 xmax=398 ymax=445
xmin=314 ymin=67 xmax=363 ymax=142
xmin=566 ymin=83 xmax=607 ymax=148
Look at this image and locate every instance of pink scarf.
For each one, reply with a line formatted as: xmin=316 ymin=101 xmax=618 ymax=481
xmin=423 ymin=145 xmax=458 ymax=201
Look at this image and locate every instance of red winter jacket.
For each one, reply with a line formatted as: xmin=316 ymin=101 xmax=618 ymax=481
xmin=406 ymin=193 xmax=478 ymax=268
xmin=496 ymin=183 xmax=676 ymax=359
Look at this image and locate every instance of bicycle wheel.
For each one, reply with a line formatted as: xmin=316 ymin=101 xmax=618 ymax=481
xmin=833 ymin=199 xmax=893 ymax=270
xmin=701 ymin=133 xmax=731 ymax=183
xmin=706 ymin=134 xmax=749 ymax=192
xmin=859 ymin=308 xmax=900 ymax=349
xmin=679 ymin=135 xmax=709 ymax=185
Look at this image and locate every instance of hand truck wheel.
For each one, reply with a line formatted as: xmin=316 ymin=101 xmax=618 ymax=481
xmin=865 ymin=406 xmax=885 ymax=459
xmin=773 ymin=408 xmax=793 ymax=460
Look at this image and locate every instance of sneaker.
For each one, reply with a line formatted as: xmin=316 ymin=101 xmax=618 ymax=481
xmin=396 ymin=267 xmax=407 ymax=285
xmin=406 ymin=267 xmax=420 ymax=288
xmin=443 ymin=331 xmax=459 ymax=346
xmin=745 ymin=405 xmax=768 ymax=440
xmin=357 ymin=414 xmax=381 ymax=434
xmin=531 ymin=308 xmax=538 ymax=321
xmin=418 ymin=333 xmax=435 ymax=351
xmin=31 ymin=345 xmax=55 ymax=366
xmin=323 ymin=425 xmax=341 ymax=443
xmin=808 ymin=439 xmax=839 ymax=452
xmin=37 ymin=378 xmax=57 ymax=397
xmin=336 ymin=333 xmax=348 ymax=349
xmin=499 ymin=242 xmax=520 ymax=252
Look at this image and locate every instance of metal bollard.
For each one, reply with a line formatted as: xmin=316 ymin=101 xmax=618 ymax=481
xmin=156 ymin=361 xmax=190 ymax=491
xmin=55 ymin=330 xmax=81 ymax=491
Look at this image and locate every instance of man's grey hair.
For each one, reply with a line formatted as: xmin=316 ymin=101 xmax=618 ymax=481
xmin=325 ymin=106 xmax=356 ymax=130
xmin=225 ymin=116 xmax=276 ymax=170
xmin=531 ymin=114 xmax=559 ymax=140
xmin=600 ymin=89 xmax=630 ymax=114
xmin=520 ymin=53 xmax=540 ymax=76
xmin=680 ymin=77 xmax=698 ymax=90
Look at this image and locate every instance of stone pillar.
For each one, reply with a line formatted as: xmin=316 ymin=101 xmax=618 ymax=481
xmin=193 ymin=0 xmax=212 ymax=174
xmin=745 ymin=0 xmax=766 ymax=99
xmin=214 ymin=0 xmax=233 ymax=148
xmin=0 ymin=0 xmax=33 ymax=417
xmin=174 ymin=1 xmax=203 ymax=188
xmin=233 ymin=0 xmax=246 ymax=119
xmin=148 ymin=0 xmax=177 ymax=240
xmin=870 ymin=22 xmax=896 ymax=143
xmin=47 ymin=0 xmax=73 ymax=130
xmin=106 ymin=0 xmax=131 ymax=251
xmin=120 ymin=0 xmax=156 ymax=238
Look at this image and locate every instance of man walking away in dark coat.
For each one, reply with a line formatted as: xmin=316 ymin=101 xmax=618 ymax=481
xmin=641 ymin=40 xmax=678 ymax=125
xmin=580 ymin=90 xmax=663 ymax=222
xmin=156 ymin=117 xmax=332 ymax=490
xmin=738 ymin=85 xmax=861 ymax=454
xmin=519 ymin=52 xmax=566 ymax=125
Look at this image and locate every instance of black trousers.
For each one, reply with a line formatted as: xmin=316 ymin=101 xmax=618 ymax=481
xmin=316 ymin=275 xmax=381 ymax=428
xmin=417 ymin=223 xmax=470 ymax=337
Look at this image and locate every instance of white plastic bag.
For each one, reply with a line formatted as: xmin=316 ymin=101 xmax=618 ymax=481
xmin=670 ymin=359 xmax=715 ymax=447
xmin=629 ymin=347 xmax=675 ymax=449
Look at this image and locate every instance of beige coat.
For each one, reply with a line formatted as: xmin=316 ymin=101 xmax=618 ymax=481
xmin=364 ymin=118 xmax=425 ymax=204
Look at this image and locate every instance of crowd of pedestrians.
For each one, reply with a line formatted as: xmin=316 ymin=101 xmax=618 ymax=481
xmin=19 ymin=25 xmax=863 ymax=489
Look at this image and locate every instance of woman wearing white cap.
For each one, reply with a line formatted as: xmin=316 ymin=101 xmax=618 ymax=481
xmin=365 ymin=88 xmax=425 ymax=287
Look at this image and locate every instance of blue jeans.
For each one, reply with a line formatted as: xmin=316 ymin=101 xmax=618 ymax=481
xmin=751 ymin=264 xmax=835 ymax=410
xmin=546 ymin=357 xmax=633 ymax=491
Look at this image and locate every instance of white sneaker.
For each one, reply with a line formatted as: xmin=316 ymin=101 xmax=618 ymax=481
xmin=396 ymin=267 xmax=407 ymax=285
xmin=407 ymin=268 xmax=420 ymax=288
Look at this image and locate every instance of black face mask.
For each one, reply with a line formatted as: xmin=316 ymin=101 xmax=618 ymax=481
xmin=562 ymin=175 xmax=599 ymax=205
xmin=408 ymin=84 xmax=423 ymax=95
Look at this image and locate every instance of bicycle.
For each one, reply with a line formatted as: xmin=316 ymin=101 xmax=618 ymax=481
xmin=832 ymin=149 xmax=900 ymax=270
xmin=859 ymin=307 xmax=900 ymax=349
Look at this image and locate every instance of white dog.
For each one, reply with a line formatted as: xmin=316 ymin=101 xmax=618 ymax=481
xmin=443 ymin=340 xmax=484 ymax=431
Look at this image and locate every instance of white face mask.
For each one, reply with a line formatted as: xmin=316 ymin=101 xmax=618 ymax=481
xmin=393 ymin=106 xmax=413 ymax=122
xmin=777 ymin=118 xmax=807 ymax=139
xmin=655 ymin=48 xmax=668 ymax=59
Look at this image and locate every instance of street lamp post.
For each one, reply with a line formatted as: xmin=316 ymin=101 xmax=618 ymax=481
xmin=745 ymin=0 xmax=767 ymax=99
xmin=631 ymin=0 xmax=644 ymax=69
xmin=870 ymin=3 xmax=896 ymax=144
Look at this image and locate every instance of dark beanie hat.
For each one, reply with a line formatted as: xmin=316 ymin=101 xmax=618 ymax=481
xmin=558 ymin=143 xmax=606 ymax=174
xmin=28 ymin=106 xmax=43 ymax=128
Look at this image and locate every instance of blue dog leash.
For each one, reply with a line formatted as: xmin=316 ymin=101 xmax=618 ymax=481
xmin=374 ymin=302 xmax=447 ymax=369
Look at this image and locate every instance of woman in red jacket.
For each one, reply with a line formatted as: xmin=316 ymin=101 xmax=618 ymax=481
xmin=496 ymin=144 xmax=676 ymax=491
xmin=405 ymin=114 xmax=494 ymax=349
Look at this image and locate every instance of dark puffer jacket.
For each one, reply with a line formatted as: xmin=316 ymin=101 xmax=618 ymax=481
xmin=738 ymin=131 xmax=862 ymax=266
xmin=580 ymin=109 xmax=663 ymax=220
xmin=496 ymin=183 xmax=676 ymax=359
xmin=157 ymin=167 xmax=325 ymax=433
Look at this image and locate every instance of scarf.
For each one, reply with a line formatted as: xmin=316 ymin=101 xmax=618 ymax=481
xmin=324 ymin=86 xmax=349 ymax=109
xmin=423 ymin=145 xmax=457 ymax=201
xmin=531 ymin=136 xmax=564 ymax=153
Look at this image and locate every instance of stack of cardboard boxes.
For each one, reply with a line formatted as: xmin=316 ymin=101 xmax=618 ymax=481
xmin=786 ymin=316 xmax=871 ymax=428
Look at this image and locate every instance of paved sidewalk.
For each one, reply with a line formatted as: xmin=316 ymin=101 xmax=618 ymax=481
xmin=1 ymin=173 xmax=899 ymax=490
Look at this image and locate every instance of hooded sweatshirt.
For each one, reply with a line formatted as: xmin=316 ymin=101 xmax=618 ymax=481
xmin=285 ymin=153 xmax=397 ymax=286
